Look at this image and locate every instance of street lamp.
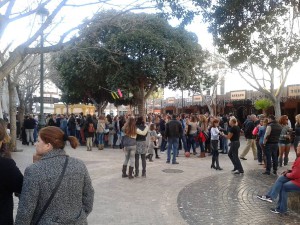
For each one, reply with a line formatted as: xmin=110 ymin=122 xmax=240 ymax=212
xmin=36 ymin=6 xmax=49 ymax=128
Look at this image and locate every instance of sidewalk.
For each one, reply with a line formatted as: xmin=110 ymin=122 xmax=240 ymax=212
xmin=12 ymin=139 xmax=300 ymax=225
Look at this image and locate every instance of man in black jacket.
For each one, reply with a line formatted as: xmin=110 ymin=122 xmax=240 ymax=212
xmin=262 ymin=115 xmax=282 ymax=175
xmin=165 ymin=114 xmax=183 ymax=164
xmin=159 ymin=115 xmax=167 ymax=152
xmin=240 ymin=114 xmax=257 ymax=160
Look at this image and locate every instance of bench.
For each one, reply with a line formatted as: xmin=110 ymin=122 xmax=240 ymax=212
xmin=288 ymin=192 xmax=300 ymax=213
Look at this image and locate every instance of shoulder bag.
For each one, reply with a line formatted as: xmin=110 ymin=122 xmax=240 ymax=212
xmin=35 ymin=156 xmax=69 ymax=225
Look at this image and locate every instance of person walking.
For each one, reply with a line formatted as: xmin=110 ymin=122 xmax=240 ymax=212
xmin=15 ymin=126 xmax=94 ymax=224
xmin=240 ymin=114 xmax=258 ymax=160
xmin=262 ymin=115 xmax=283 ymax=175
xmin=222 ymin=117 xmax=243 ymax=174
xmin=165 ymin=114 xmax=183 ymax=164
xmin=0 ymin=122 xmax=23 ymax=225
xmin=257 ymin=142 xmax=300 ymax=214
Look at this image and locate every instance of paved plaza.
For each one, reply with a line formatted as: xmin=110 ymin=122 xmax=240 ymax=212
xmin=12 ymin=140 xmax=300 ymax=225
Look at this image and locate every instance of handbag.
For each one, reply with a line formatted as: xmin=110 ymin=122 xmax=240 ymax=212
xmin=35 ymin=156 xmax=69 ymax=225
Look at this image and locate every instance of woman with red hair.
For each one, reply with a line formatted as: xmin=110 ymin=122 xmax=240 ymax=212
xmin=16 ymin=126 xmax=94 ymax=225
xmin=278 ymin=115 xmax=292 ymax=166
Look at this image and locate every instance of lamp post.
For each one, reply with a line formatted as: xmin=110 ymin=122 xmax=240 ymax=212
xmin=37 ymin=6 xmax=49 ymax=128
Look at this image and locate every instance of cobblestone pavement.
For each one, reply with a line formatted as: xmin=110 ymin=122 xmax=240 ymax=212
xmin=178 ymin=170 xmax=300 ymax=225
xmin=11 ymin=140 xmax=300 ymax=225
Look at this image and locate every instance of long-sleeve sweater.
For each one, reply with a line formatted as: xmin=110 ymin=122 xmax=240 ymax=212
xmin=286 ymin=157 xmax=300 ymax=188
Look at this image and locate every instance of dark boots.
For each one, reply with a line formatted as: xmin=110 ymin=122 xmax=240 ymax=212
xmin=122 ymin=165 xmax=128 ymax=178
xmin=149 ymin=154 xmax=153 ymax=162
xmin=278 ymin=157 xmax=283 ymax=167
xmin=284 ymin=157 xmax=289 ymax=166
xmin=215 ymin=157 xmax=223 ymax=170
xmin=135 ymin=170 xmax=139 ymax=177
xmin=128 ymin=166 xmax=134 ymax=179
xmin=142 ymin=170 xmax=146 ymax=178
xmin=155 ymin=149 xmax=160 ymax=159
xmin=211 ymin=157 xmax=216 ymax=169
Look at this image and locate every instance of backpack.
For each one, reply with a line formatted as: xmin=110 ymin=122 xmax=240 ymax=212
xmin=88 ymin=123 xmax=95 ymax=133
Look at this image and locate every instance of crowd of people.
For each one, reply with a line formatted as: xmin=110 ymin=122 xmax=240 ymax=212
xmin=1 ymin=111 xmax=300 ymax=224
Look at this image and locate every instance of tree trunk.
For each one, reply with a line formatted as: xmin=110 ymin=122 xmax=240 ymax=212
xmin=274 ymin=99 xmax=281 ymax=119
xmin=135 ymin=87 xmax=145 ymax=116
xmin=7 ymin=75 xmax=17 ymax=151
xmin=16 ymin=86 xmax=25 ymax=129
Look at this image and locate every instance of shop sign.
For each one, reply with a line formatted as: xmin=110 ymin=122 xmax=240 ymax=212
xmin=193 ymin=95 xmax=202 ymax=102
xmin=288 ymin=85 xmax=300 ymax=97
xmin=167 ymin=97 xmax=175 ymax=104
xmin=230 ymin=91 xmax=246 ymax=100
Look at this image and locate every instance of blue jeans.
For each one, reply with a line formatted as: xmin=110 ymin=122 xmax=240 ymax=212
xmin=267 ymin=175 xmax=300 ymax=213
xmin=97 ymin=132 xmax=104 ymax=145
xmin=160 ymin=137 xmax=167 ymax=152
xmin=221 ymin=136 xmax=228 ymax=153
xmin=33 ymin=127 xmax=38 ymax=142
xmin=199 ymin=141 xmax=205 ymax=152
xmin=256 ymin=141 xmax=263 ymax=163
xmin=265 ymin=143 xmax=279 ymax=173
xmin=179 ymin=134 xmax=187 ymax=151
xmin=167 ymin=137 xmax=179 ymax=163
xmin=187 ymin=134 xmax=196 ymax=153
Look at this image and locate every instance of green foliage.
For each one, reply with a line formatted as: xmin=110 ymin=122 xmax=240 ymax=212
xmin=254 ymin=98 xmax=273 ymax=110
xmin=206 ymin=0 xmax=300 ymax=70
xmin=54 ymin=10 xmax=207 ymax=110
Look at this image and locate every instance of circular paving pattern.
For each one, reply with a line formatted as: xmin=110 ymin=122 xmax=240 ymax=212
xmin=178 ymin=170 xmax=300 ymax=225
xmin=162 ymin=169 xmax=184 ymax=173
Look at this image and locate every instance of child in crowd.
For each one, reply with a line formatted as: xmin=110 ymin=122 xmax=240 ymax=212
xmin=147 ymin=124 xmax=160 ymax=161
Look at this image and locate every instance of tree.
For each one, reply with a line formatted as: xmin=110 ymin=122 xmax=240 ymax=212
xmin=52 ymin=46 xmax=114 ymax=115
xmin=0 ymin=0 xmax=156 ymax=115
xmin=68 ymin=11 xmax=206 ymax=116
xmin=254 ymin=98 xmax=273 ymax=115
xmin=205 ymin=0 xmax=300 ymax=117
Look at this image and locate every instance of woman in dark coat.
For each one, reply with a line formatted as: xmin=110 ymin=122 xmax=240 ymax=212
xmin=0 ymin=121 xmax=23 ymax=225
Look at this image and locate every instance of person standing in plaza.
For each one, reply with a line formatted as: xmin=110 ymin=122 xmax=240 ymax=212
xmin=240 ymin=114 xmax=258 ymax=160
xmin=186 ymin=115 xmax=199 ymax=155
xmin=59 ymin=114 xmax=68 ymax=135
xmin=0 ymin=122 xmax=23 ymax=225
xmin=222 ymin=117 xmax=243 ymax=174
xmin=165 ymin=114 xmax=183 ymax=164
xmin=96 ymin=115 xmax=106 ymax=150
xmin=84 ymin=114 xmax=96 ymax=151
xmin=121 ymin=117 xmax=148 ymax=179
xmin=15 ymin=126 xmax=94 ymax=225
xmin=23 ymin=114 xmax=36 ymax=145
xmin=257 ymin=142 xmax=300 ymax=214
xmin=210 ymin=118 xmax=223 ymax=170
xmin=262 ymin=115 xmax=282 ymax=175
xmin=178 ymin=114 xmax=187 ymax=153
xmin=278 ymin=115 xmax=292 ymax=166
xmin=159 ymin=115 xmax=167 ymax=153
xmin=294 ymin=114 xmax=300 ymax=157
xmin=135 ymin=116 xmax=149 ymax=177
xmin=67 ymin=113 xmax=76 ymax=137
xmin=258 ymin=118 xmax=269 ymax=166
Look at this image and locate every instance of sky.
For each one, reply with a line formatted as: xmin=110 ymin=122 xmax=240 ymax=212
xmin=2 ymin=0 xmax=299 ymax=99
